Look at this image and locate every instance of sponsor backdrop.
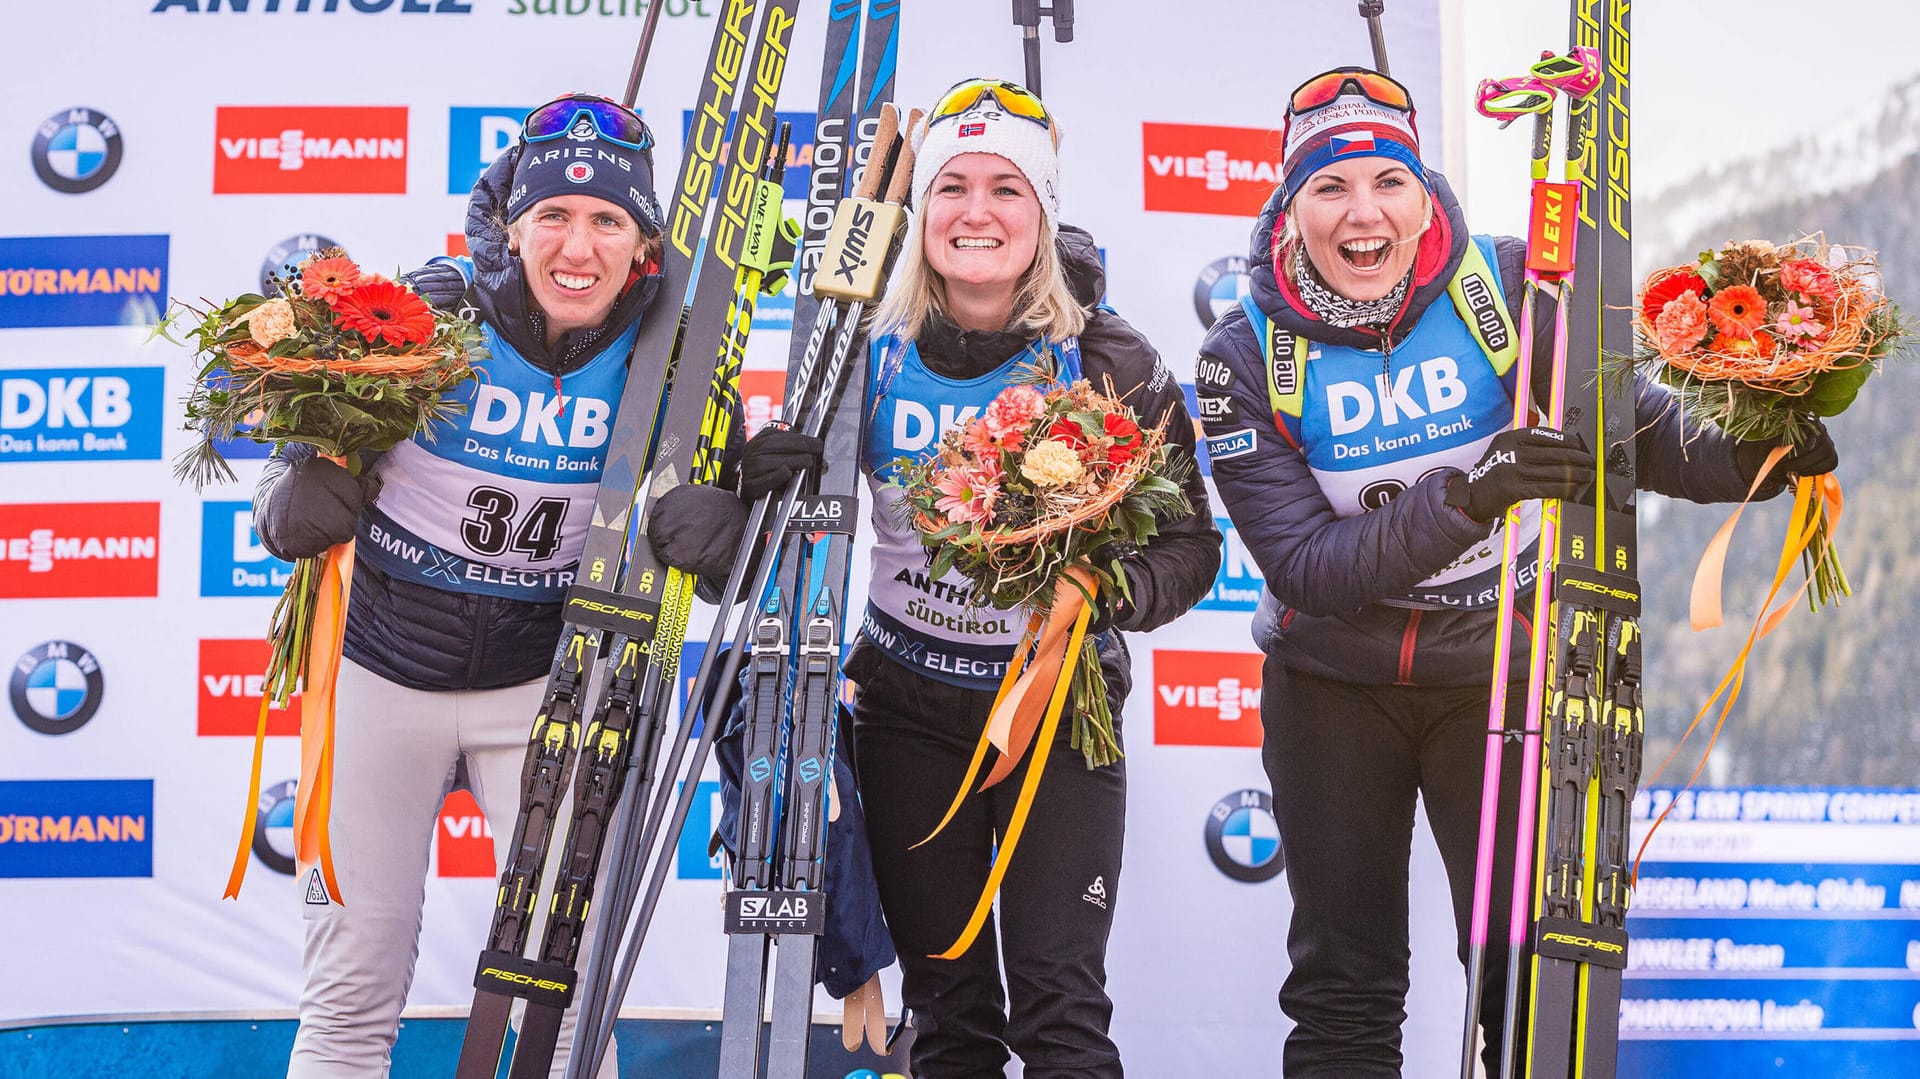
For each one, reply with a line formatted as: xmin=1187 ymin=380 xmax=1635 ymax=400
xmin=17 ymin=3 xmax=1889 ymax=1077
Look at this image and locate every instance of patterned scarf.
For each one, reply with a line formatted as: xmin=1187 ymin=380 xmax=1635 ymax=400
xmin=1293 ymin=250 xmax=1412 ymax=330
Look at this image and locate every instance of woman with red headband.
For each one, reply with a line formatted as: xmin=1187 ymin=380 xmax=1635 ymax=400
xmin=850 ymin=78 xmax=1219 ymax=1078
xmin=251 ymin=93 xmax=817 ymax=1077
xmin=1194 ymin=68 xmax=1833 ymax=1075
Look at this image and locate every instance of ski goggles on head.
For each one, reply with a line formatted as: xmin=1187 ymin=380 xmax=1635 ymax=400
xmin=927 ymin=78 xmax=1056 ymax=134
xmin=1287 ymin=67 xmax=1414 ymax=117
xmin=522 ymin=93 xmax=654 ymax=152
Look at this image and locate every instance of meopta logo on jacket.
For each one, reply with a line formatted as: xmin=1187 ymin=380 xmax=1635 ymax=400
xmin=356 ymin=318 xmax=639 ymax=601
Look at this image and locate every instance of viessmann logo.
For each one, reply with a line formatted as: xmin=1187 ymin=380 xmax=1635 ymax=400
xmin=1142 ymin=122 xmax=1283 ymax=217
xmin=215 ymin=106 xmax=408 ymax=195
xmin=0 ymin=502 xmax=159 ymax=598
xmin=1153 ymin=649 xmax=1264 ymax=748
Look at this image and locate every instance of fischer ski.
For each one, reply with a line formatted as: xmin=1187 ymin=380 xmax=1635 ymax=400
xmin=453 ymin=2 xmax=757 ymax=1075
xmin=1525 ymin=1 xmax=1638 ymax=1076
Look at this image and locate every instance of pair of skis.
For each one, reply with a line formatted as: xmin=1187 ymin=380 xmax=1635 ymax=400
xmin=1461 ymin=2 xmax=1640 ymax=1075
xmin=453 ymin=0 xmax=808 ymax=1075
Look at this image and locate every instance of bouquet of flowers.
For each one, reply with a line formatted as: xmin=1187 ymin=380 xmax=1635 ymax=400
xmin=1636 ymin=237 xmax=1903 ymax=612
xmin=160 ymin=249 xmax=482 ymax=900
xmin=890 ymin=369 xmax=1191 ymax=769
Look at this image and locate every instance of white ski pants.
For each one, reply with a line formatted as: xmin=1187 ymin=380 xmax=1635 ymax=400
xmin=286 ymin=658 xmax=620 ymax=1078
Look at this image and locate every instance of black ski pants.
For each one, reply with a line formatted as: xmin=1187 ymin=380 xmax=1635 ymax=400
xmin=1262 ymin=658 xmax=1530 ymax=1078
xmin=850 ymin=652 xmax=1126 ymax=1079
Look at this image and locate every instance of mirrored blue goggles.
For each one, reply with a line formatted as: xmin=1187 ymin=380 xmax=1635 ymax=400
xmin=522 ymin=94 xmax=654 ymax=152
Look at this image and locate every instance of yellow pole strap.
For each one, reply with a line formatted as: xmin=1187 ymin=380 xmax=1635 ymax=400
xmin=1635 ymin=471 xmax=1836 ymax=879
xmin=930 ymin=596 xmax=1094 ymax=961
xmin=911 ymin=612 xmax=1042 ymax=851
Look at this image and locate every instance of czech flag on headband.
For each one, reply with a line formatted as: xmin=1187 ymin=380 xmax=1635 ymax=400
xmin=1330 ymin=130 xmax=1377 ymax=157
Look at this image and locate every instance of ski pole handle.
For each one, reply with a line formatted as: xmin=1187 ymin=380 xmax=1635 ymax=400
xmin=1531 ymin=46 xmax=1602 ymax=99
xmin=1476 ymin=75 xmax=1556 ymax=124
xmin=619 ymin=0 xmax=668 ymax=106
xmin=883 ymin=108 xmax=924 ymax=206
xmin=853 ymin=103 xmax=899 ymax=202
xmin=1358 ymin=1 xmax=1390 ymax=75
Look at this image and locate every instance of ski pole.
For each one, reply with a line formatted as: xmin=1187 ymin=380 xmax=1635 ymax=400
xmin=1358 ymin=1 xmax=1389 ymax=75
xmin=1459 ymin=66 xmax=1557 ymax=1079
xmin=1011 ymin=0 xmax=1074 ymax=96
xmin=619 ymin=0 xmax=668 ymax=107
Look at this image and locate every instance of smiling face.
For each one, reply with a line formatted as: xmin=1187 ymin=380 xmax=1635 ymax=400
xmin=921 ymin=153 xmax=1044 ymax=330
xmin=1291 ymin=159 xmax=1430 ymax=302
xmin=512 ymin=194 xmax=652 ymax=344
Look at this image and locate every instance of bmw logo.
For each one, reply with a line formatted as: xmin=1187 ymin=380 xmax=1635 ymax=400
xmin=9 ymin=641 xmax=105 ymax=736
xmin=260 ymin=233 xmax=342 ymax=296
xmin=1204 ymin=788 xmax=1284 ymax=883
xmin=32 ymin=107 xmax=124 ymax=194
xmin=253 ymin=779 xmax=298 ymax=876
xmin=566 ymin=162 xmax=595 ymax=184
xmin=1193 ymin=255 xmax=1250 ymax=329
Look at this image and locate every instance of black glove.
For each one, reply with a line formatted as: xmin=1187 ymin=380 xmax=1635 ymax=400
xmin=1086 ymin=552 xmax=1148 ymax=636
xmin=399 ymin=260 xmax=469 ymax=312
xmin=1733 ymin=419 xmax=1839 ymax=486
xmin=255 ymin=455 xmax=373 ymax=560
xmin=647 ymin=483 xmax=751 ymax=580
xmin=1443 ymin=426 xmax=1595 ymax=525
xmin=739 ymin=425 xmax=825 ymax=501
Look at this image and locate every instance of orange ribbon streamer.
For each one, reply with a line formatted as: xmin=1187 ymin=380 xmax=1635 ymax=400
xmin=222 ymin=538 xmax=354 ymax=904
xmin=1636 ymin=466 xmax=1842 ymax=878
xmin=909 ymin=565 xmax=1100 ymax=959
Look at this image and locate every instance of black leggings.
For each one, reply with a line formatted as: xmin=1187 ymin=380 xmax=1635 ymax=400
xmin=851 ymin=654 xmax=1126 ymax=1079
xmin=1262 ymin=658 xmax=1530 ymax=1078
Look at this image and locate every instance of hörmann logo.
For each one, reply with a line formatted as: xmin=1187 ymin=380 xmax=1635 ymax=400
xmin=0 ymin=234 xmax=167 ymax=330
xmin=1143 ymin=123 xmax=1284 ymax=217
xmin=215 ymin=106 xmax=408 ymax=194
xmin=0 ymin=779 xmax=153 ymax=879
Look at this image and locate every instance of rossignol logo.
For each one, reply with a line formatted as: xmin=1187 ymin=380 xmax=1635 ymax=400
xmin=1152 ymin=649 xmax=1264 ymax=747
xmin=214 ymin=106 xmax=408 ymax=195
xmin=197 ymin=639 xmax=299 ymax=737
xmin=1193 ymin=255 xmax=1250 ymax=328
xmin=1457 ymin=273 xmax=1510 ymax=353
xmin=0 ymin=368 xmax=163 ymax=462
xmin=0 ymin=234 xmax=167 ymax=330
xmin=252 ymin=778 xmax=297 ymax=877
xmin=155 ymin=0 xmax=474 ymax=13
xmin=1143 ymin=123 xmax=1284 ymax=217
xmin=1205 ymin=788 xmax=1283 ymax=883
xmin=0 ymin=502 xmax=160 ymax=598
xmin=10 ymin=641 xmax=105 ymax=736
xmin=32 ymin=108 xmax=123 ymax=194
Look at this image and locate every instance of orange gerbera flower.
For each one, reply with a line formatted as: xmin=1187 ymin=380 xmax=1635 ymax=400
xmin=330 ymin=277 xmax=436 ymax=347
xmin=1707 ymin=284 xmax=1769 ymax=338
xmin=1715 ymin=329 xmax=1778 ymax=364
xmin=301 ymin=256 xmax=363 ymax=304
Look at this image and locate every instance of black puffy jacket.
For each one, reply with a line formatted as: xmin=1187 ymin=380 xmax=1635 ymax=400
xmin=1197 ymin=174 xmax=1763 ymax=687
xmin=254 ymin=143 xmax=697 ymax=691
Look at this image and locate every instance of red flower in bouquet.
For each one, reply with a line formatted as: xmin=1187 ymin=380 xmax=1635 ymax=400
xmin=331 ymin=276 xmax=436 ymax=347
xmin=1780 ymin=258 xmax=1838 ymax=302
xmin=1101 ymin=412 xmax=1142 ymax=465
xmin=1046 ymin=416 xmax=1089 ymax=450
xmin=1708 ymin=284 xmax=1769 ymax=338
xmin=301 ymin=256 xmax=364 ymax=304
xmin=1642 ymin=268 xmax=1707 ymax=324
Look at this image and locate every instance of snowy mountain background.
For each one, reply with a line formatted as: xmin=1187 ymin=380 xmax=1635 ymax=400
xmin=1635 ymin=75 xmax=1920 ymax=787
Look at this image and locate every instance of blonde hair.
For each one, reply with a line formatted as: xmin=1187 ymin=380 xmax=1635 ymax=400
xmin=872 ymin=210 xmax=1086 ymax=343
